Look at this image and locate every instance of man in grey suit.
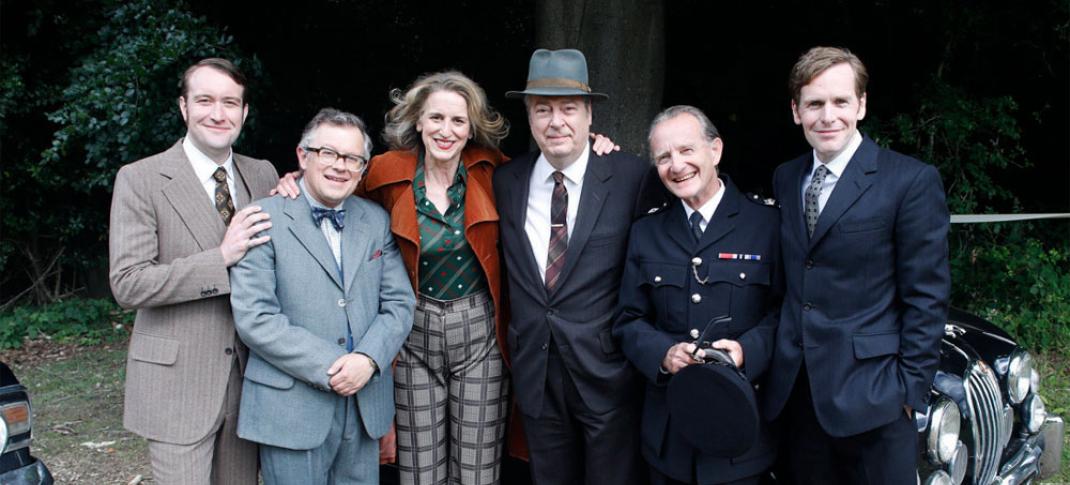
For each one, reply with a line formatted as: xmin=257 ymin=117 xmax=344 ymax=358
xmin=109 ymin=58 xmax=278 ymax=485
xmin=230 ymin=108 xmax=415 ymax=484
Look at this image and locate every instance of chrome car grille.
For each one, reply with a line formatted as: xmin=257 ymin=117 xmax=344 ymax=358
xmin=965 ymin=361 xmax=1003 ymax=485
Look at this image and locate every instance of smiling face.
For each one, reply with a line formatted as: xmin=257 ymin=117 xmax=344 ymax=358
xmin=791 ymin=62 xmax=867 ymax=163
xmin=297 ymin=124 xmax=365 ymax=207
xmin=650 ymin=113 xmax=723 ymax=210
xmin=416 ymin=89 xmax=471 ymax=166
xmin=526 ymin=95 xmax=592 ymax=169
xmin=178 ymin=66 xmax=248 ymax=163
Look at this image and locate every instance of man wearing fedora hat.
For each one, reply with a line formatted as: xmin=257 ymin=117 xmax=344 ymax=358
xmin=493 ymin=48 xmax=665 ymax=485
xmin=614 ymin=106 xmax=780 ymax=485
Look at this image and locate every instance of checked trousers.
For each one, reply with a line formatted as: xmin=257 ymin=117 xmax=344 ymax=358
xmin=395 ymin=290 xmax=509 ymax=485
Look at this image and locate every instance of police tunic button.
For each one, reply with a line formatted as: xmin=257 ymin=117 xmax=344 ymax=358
xmin=691 ymin=257 xmax=702 ymax=266
xmin=337 ymin=298 xmax=346 ymax=307
xmin=690 ymin=329 xmax=700 ymax=339
xmin=654 ymin=276 xmax=662 ymax=283
xmin=739 ymin=272 xmax=746 ymax=280
xmin=691 ymin=293 xmax=702 ymax=303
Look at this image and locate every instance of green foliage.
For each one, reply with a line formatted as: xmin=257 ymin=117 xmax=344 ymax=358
xmin=0 ymin=298 xmax=133 ymax=349
xmin=871 ymin=78 xmax=1070 ymax=352
xmin=0 ymin=0 xmax=262 ymax=304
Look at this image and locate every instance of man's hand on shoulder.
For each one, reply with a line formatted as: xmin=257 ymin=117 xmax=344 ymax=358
xmin=221 ymin=205 xmax=272 ymax=267
xmin=327 ymin=353 xmax=376 ymax=396
xmin=271 ymin=170 xmax=303 ymax=199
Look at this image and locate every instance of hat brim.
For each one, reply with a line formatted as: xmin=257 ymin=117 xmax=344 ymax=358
xmin=505 ymin=87 xmax=609 ymax=100
xmin=666 ymin=363 xmax=760 ymax=458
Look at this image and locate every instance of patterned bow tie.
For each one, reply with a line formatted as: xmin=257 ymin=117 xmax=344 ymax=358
xmin=311 ymin=207 xmax=346 ymax=231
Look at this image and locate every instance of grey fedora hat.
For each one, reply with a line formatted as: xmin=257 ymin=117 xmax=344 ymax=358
xmin=505 ymin=48 xmax=609 ymax=100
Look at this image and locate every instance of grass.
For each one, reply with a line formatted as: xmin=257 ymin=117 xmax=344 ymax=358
xmin=1038 ymin=351 xmax=1070 ymax=483
xmin=2 ymin=340 xmax=1066 ymax=483
xmin=5 ymin=342 xmax=149 ymax=484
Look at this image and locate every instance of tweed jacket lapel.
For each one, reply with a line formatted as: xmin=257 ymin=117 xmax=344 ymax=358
xmin=159 ymin=141 xmax=226 ymax=251
xmin=341 ymin=197 xmax=370 ymax=295
xmin=283 ymin=195 xmax=343 ymax=290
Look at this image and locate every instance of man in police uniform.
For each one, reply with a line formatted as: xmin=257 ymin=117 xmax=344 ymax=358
xmin=614 ymin=106 xmax=780 ymax=485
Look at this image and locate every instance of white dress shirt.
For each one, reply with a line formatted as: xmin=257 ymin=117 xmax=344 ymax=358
xmin=525 ymin=142 xmax=591 ymax=282
xmin=681 ymin=178 xmax=726 ymax=233
xmin=800 ymin=130 xmax=863 ymax=213
xmin=183 ymin=136 xmax=237 ymax=206
xmin=301 ymin=179 xmax=343 ymax=268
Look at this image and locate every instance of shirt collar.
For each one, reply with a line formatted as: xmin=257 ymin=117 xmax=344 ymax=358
xmin=681 ymin=177 xmax=726 ymax=225
xmin=183 ymin=136 xmax=235 ymax=185
xmin=534 ymin=141 xmax=591 ymax=185
xmin=810 ymin=130 xmax=862 ymax=179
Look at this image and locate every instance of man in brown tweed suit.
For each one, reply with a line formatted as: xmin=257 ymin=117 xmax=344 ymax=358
xmin=109 ymin=58 xmax=279 ymax=485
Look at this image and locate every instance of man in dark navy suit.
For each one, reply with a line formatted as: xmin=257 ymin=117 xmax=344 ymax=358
xmin=763 ymin=46 xmax=951 ymax=484
xmin=615 ymin=106 xmax=781 ymax=485
xmin=494 ymin=48 xmax=663 ymax=485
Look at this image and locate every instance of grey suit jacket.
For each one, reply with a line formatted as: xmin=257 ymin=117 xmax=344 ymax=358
xmin=109 ymin=140 xmax=279 ymax=444
xmin=230 ymin=193 xmax=415 ymax=450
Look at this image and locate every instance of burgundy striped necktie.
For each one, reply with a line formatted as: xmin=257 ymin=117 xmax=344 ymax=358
xmin=545 ymin=171 xmax=568 ymax=291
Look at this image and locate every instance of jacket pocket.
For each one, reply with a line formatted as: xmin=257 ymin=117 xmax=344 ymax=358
xmin=839 ymin=218 xmax=888 ymax=233
xmin=244 ymin=360 xmax=295 ymax=390
xmin=706 ymin=261 xmax=771 ymax=287
xmin=129 ymin=332 xmax=179 ymax=366
xmin=853 ymin=331 xmax=900 ymax=359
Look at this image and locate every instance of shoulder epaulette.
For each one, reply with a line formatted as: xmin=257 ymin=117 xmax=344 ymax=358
xmin=641 ymin=201 xmax=669 ymax=217
xmin=747 ymin=193 xmax=779 ymax=208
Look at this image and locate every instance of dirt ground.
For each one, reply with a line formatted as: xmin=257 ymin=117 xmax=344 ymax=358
xmin=2 ymin=339 xmax=151 ymax=484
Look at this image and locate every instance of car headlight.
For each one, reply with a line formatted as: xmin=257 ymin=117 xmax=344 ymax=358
xmin=1030 ymin=367 xmax=1040 ymax=394
xmin=927 ymin=398 xmax=960 ymax=464
xmin=1006 ymin=351 xmax=1033 ymax=404
xmin=1023 ymin=394 xmax=1047 ymax=434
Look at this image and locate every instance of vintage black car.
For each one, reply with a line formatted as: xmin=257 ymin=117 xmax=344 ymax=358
xmin=916 ymin=308 xmax=1063 ymax=485
xmin=0 ymin=362 xmax=53 ymax=485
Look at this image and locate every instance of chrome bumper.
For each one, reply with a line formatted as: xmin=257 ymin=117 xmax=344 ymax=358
xmin=0 ymin=457 xmax=53 ymax=485
xmin=995 ymin=415 xmax=1063 ymax=485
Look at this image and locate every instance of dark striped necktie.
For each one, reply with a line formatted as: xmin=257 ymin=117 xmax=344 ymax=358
xmin=689 ymin=211 xmax=704 ymax=242
xmin=545 ymin=171 xmax=568 ymax=291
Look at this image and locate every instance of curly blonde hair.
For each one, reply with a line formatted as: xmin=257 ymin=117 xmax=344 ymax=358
xmin=382 ymin=71 xmax=509 ymax=151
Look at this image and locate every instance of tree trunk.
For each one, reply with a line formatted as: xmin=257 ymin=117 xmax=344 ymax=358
xmin=534 ymin=0 xmax=665 ymax=157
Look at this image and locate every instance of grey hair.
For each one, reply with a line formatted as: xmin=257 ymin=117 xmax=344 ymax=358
xmin=647 ymin=105 xmax=721 ymax=158
xmin=299 ymin=107 xmax=374 ymax=159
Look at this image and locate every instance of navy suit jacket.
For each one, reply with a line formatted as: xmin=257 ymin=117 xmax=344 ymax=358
xmin=763 ymin=134 xmax=951 ymax=437
xmin=614 ymin=177 xmax=781 ymax=483
xmin=493 ymin=147 xmax=665 ymax=417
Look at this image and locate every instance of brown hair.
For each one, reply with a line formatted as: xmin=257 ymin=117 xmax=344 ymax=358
xmin=788 ymin=47 xmax=868 ymax=103
xmin=179 ymin=58 xmax=248 ymax=103
xmin=382 ymin=71 xmax=509 ymax=151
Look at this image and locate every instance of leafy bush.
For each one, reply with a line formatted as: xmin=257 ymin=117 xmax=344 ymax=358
xmin=0 ymin=298 xmax=133 ymax=349
xmin=870 ymin=77 xmax=1070 ymax=351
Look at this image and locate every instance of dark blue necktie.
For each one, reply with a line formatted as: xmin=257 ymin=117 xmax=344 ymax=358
xmin=689 ymin=211 xmax=704 ymax=242
xmin=311 ymin=207 xmax=346 ymax=231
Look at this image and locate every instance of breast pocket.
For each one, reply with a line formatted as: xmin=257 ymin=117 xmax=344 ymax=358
xmin=705 ymin=261 xmax=772 ymax=333
xmin=638 ymin=262 xmax=687 ymax=331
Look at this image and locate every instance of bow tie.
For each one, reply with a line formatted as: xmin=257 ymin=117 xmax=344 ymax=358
xmin=311 ymin=207 xmax=346 ymax=231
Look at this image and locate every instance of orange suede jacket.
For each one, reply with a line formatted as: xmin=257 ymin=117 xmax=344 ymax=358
xmin=357 ymin=146 xmax=509 ymax=362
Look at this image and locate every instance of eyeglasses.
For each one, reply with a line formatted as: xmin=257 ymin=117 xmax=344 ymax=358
xmin=303 ymin=146 xmax=367 ymax=172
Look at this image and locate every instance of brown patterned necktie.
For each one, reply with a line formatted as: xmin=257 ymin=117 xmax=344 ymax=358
xmin=545 ymin=170 xmax=568 ymax=291
xmin=212 ymin=167 xmax=235 ymax=225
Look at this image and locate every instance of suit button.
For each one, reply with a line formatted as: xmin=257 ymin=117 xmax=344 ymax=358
xmin=690 ymin=329 xmax=700 ymax=339
xmin=739 ymin=272 xmax=746 ymax=280
xmin=803 ymin=302 xmax=813 ymax=311
xmin=805 ymin=259 xmax=814 ymax=269
xmin=654 ymin=276 xmax=662 ymax=283
xmin=338 ymin=338 xmax=346 ymax=345
xmin=224 ymin=347 xmax=233 ymax=355
xmin=691 ymin=257 xmax=702 ymax=266
xmin=541 ymin=343 xmax=549 ymax=351
xmin=691 ymin=293 xmax=702 ymax=303
xmin=337 ymin=298 xmax=346 ymax=307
